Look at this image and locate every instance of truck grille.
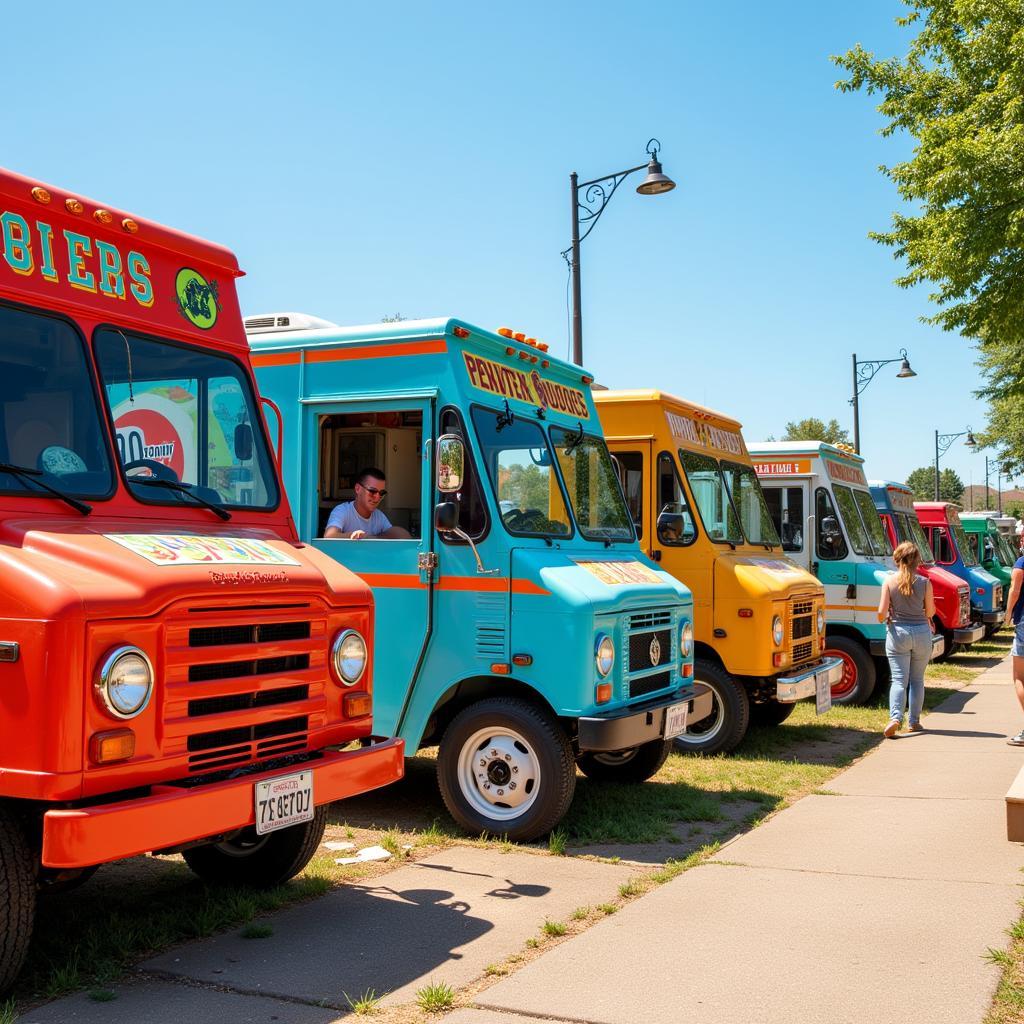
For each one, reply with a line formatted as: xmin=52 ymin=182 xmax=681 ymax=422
xmin=788 ymin=597 xmax=819 ymax=667
xmin=163 ymin=604 xmax=328 ymax=773
xmin=959 ymin=590 xmax=970 ymax=624
xmin=624 ymin=610 xmax=676 ymax=702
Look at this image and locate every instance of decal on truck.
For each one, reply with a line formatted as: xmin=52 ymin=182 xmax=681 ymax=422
xmin=105 ymin=533 xmax=301 ymax=566
xmin=462 ymin=352 xmax=590 ymax=419
xmin=573 ymin=558 xmax=663 ymax=586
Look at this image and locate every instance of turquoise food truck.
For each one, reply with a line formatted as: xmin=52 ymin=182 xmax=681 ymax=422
xmin=750 ymin=442 xmax=942 ymax=704
xmin=248 ymin=314 xmax=711 ymax=840
xmin=960 ymin=513 xmax=1016 ymax=591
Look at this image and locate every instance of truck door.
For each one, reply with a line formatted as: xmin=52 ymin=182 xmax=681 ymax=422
xmin=762 ymin=482 xmax=810 ymax=570
xmin=308 ymin=396 xmax=433 ymax=739
xmin=612 ymin=443 xmax=653 ymax=557
xmin=813 ymin=485 xmax=856 ymax=616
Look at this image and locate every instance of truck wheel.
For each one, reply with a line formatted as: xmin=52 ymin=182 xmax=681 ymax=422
xmin=0 ymin=806 xmax=36 ymax=994
xmin=672 ymin=660 xmax=749 ymax=755
xmin=183 ymin=807 xmax=327 ymax=888
xmin=749 ymin=700 xmax=796 ymax=727
xmin=824 ymin=636 xmax=876 ymax=705
xmin=985 ymin=623 xmax=1001 ymax=639
xmin=437 ymin=697 xmax=576 ymax=842
xmin=576 ymin=739 xmax=671 ymax=784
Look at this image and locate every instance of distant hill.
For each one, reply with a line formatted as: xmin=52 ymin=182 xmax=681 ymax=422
xmin=958 ymin=485 xmax=1024 ymax=514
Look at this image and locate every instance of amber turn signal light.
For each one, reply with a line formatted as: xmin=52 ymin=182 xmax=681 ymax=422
xmin=89 ymin=728 xmax=135 ymax=764
xmin=595 ymin=682 xmax=612 ymax=704
xmin=343 ymin=691 xmax=372 ymax=718
xmin=453 ymin=326 xmax=470 ymax=339
xmin=738 ymin=608 xmax=753 ymax=618
xmin=772 ymin=653 xmax=784 ymax=668
xmin=490 ymin=663 xmax=511 ymax=675
xmin=682 ymin=663 xmax=694 ymax=678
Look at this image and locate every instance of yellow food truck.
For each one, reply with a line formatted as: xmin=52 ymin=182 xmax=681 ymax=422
xmin=594 ymin=390 xmax=840 ymax=754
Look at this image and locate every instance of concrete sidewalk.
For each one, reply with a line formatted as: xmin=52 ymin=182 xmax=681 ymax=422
xmin=476 ymin=657 xmax=1024 ymax=1024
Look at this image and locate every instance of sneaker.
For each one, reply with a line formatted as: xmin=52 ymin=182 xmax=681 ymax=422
xmin=884 ymin=720 xmax=900 ymax=739
xmin=908 ymin=723 xmax=924 ymax=733
xmin=1008 ymin=731 xmax=1024 ymax=747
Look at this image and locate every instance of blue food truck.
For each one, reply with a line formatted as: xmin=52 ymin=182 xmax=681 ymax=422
xmin=248 ymin=314 xmax=711 ymax=840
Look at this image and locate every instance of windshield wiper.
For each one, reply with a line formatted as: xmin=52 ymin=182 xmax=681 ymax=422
xmin=128 ymin=478 xmax=232 ymax=520
xmin=0 ymin=462 xmax=92 ymax=515
xmin=562 ymin=420 xmax=585 ymax=455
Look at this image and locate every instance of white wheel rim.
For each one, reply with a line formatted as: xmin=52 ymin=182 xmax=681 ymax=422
xmin=674 ymin=680 xmax=726 ymax=745
xmin=456 ymin=725 xmax=541 ymax=822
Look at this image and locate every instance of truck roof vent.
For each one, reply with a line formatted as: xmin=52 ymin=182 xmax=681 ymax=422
xmin=244 ymin=312 xmax=337 ymax=334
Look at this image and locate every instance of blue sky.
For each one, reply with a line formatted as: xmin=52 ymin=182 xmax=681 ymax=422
xmin=3 ymin=0 xmax=1005 ymax=494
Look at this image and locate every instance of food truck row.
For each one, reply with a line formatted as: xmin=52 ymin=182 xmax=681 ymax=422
xmin=0 ymin=169 xmax=1004 ymax=992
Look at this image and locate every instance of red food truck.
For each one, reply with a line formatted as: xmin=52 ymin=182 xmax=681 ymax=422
xmin=869 ymin=481 xmax=983 ymax=658
xmin=0 ymin=169 xmax=403 ymax=991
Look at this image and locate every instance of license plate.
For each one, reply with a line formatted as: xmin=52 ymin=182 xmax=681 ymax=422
xmin=255 ymin=770 xmax=314 ymax=836
xmin=664 ymin=701 xmax=689 ymax=739
xmin=815 ymin=671 xmax=832 ymax=716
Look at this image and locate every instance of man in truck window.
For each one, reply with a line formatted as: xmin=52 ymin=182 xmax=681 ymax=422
xmin=324 ymin=467 xmax=411 ymax=539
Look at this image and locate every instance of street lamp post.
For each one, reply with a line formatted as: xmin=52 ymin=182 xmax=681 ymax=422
xmin=850 ymin=349 xmax=916 ymax=454
xmin=934 ymin=428 xmax=977 ymax=501
xmin=563 ymin=139 xmax=676 ymax=367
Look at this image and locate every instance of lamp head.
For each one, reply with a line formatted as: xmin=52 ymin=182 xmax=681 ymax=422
xmin=896 ymin=348 xmax=916 ymax=378
xmin=636 ymin=138 xmax=675 ymax=196
xmin=965 ymin=430 xmax=977 ymax=447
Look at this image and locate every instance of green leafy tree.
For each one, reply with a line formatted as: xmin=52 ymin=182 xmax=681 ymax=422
xmin=834 ymin=2 xmax=1024 ymax=345
xmin=906 ymin=465 xmax=965 ymax=503
xmin=783 ymin=418 xmax=851 ymax=446
xmin=1004 ymin=499 xmax=1024 ymax=519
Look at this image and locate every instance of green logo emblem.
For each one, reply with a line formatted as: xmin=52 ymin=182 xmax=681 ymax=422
xmin=174 ymin=268 xmax=221 ymax=330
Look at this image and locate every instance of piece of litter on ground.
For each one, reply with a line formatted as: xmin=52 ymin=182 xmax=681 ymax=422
xmin=334 ymin=845 xmax=393 ymax=865
xmin=323 ymin=841 xmax=356 ymax=852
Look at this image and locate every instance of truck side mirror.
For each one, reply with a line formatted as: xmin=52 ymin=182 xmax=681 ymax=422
xmin=821 ymin=515 xmax=840 ymax=539
xmin=436 ymin=434 xmax=464 ymax=493
xmin=234 ymin=424 xmax=253 ymax=461
xmin=435 ymin=501 xmax=458 ymax=532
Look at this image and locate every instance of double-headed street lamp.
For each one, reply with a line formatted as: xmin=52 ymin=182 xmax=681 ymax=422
xmin=563 ymin=139 xmax=675 ymax=366
xmin=934 ymin=428 xmax=976 ymax=501
xmin=850 ymin=349 xmax=917 ymax=454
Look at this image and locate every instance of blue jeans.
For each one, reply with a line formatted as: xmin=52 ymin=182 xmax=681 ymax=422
xmin=886 ymin=622 xmax=931 ymax=726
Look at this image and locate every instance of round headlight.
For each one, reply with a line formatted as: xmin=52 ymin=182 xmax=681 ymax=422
xmin=772 ymin=615 xmax=784 ymax=648
xmin=96 ymin=646 xmax=153 ymax=719
xmin=595 ymin=633 xmax=615 ymax=677
xmin=816 ymin=608 xmax=825 ymax=634
xmin=332 ymin=629 xmax=367 ymax=685
xmin=680 ymin=620 xmax=694 ymax=659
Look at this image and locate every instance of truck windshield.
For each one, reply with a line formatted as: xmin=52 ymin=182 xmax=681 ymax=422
xmin=0 ymin=304 xmax=113 ymax=498
xmin=721 ymin=460 xmax=780 ymax=547
xmin=896 ymin=512 xmax=935 ymax=564
xmin=678 ymin=451 xmax=742 ymax=544
xmin=997 ymin=532 xmax=1018 ymax=566
xmin=832 ymin=485 xmax=872 ymax=556
xmin=94 ymin=329 xmax=279 ymax=509
xmin=551 ymin=427 xmax=633 ymax=542
xmin=854 ymin=488 xmax=892 ymax=557
xmin=949 ymin=517 xmax=979 ymax=566
xmin=471 ymin=407 xmax=571 ymax=538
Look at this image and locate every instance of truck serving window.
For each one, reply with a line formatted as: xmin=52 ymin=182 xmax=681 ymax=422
xmin=832 ymin=485 xmax=872 ymax=556
xmin=853 ymin=488 xmax=892 ymax=557
xmin=0 ymin=304 xmax=113 ymax=498
xmin=678 ymin=451 xmax=742 ymax=544
xmin=551 ymin=427 xmax=633 ymax=543
xmin=471 ymin=407 xmax=571 ymax=538
xmin=94 ymin=329 xmax=279 ymax=509
xmin=720 ymin=460 xmax=780 ymax=547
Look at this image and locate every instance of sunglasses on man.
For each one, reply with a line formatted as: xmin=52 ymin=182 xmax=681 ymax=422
xmin=360 ymin=485 xmax=388 ymax=498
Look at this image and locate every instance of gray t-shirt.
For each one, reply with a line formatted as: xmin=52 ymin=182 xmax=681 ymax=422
xmin=326 ymin=501 xmax=392 ymax=537
xmin=887 ymin=574 xmax=929 ymax=625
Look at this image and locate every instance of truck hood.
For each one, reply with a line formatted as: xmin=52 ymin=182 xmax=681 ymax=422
xmin=511 ymin=547 xmax=691 ymax=613
xmin=0 ymin=516 xmax=370 ymax=618
xmin=921 ymin=563 xmax=969 ymax=594
xmin=713 ymin=553 xmax=821 ymax=601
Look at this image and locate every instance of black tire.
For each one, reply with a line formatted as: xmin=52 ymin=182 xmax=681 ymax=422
xmin=183 ymin=807 xmax=327 ymax=888
xmin=437 ymin=697 xmax=575 ymax=842
xmin=985 ymin=622 xmax=1001 ymax=639
xmin=672 ymin=660 xmax=749 ymax=755
xmin=749 ymin=700 xmax=796 ymax=727
xmin=576 ymin=739 xmax=671 ymax=784
xmin=824 ymin=635 xmax=876 ymax=705
xmin=0 ymin=806 xmax=36 ymax=995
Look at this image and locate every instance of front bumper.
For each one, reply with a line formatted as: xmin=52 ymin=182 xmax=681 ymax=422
xmin=775 ymin=657 xmax=843 ymax=703
xmin=41 ymin=737 xmax=405 ymax=869
xmin=929 ymin=632 xmax=944 ymax=660
xmin=954 ymin=623 xmax=985 ymax=645
xmin=577 ymin=684 xmax=712 ymax=752
xmin=978 ymin=610 xmax=1002 ymax=625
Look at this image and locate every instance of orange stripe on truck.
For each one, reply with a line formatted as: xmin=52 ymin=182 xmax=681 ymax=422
xmin=250 ymin=337 xmax=447 ymax=369
xmin=356 ymin=573 xmax=549 ymax=596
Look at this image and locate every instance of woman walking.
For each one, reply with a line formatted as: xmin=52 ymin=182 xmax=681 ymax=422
xmin=877 ymin=541 xmax=935 ymax=738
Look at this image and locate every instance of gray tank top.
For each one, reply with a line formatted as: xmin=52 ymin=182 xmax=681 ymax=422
xmin=887 ymin=574 xmax=928 ymax=624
